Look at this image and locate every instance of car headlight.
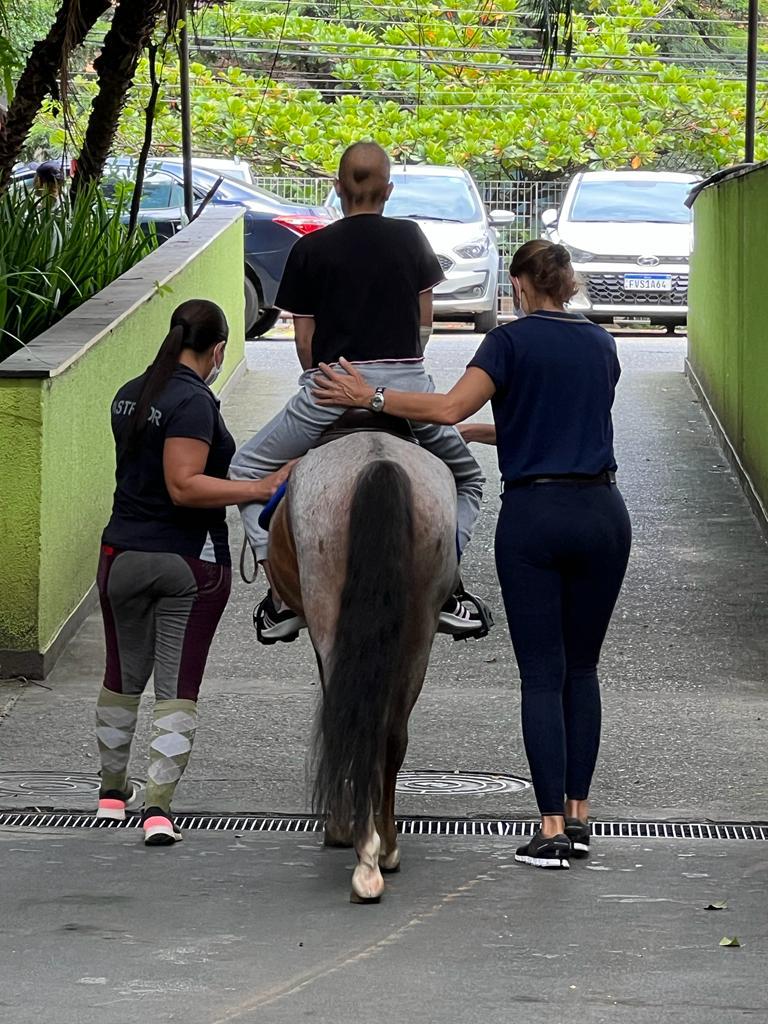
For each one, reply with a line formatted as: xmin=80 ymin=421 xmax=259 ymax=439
xmin=454 ymin=237 xmax=490 ymax=259
xmin=565 ymin=245 xmax=595 ymax=263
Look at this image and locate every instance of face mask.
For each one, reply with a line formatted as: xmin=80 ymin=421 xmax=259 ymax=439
xmin=205 ymin=349 xmax=223 ymax=387
xmin=512 ymin=282 xmax=526 ymax=319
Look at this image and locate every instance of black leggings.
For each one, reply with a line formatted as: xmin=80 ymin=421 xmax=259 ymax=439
xmin=495 ymin=482 xmax=631 ymax=815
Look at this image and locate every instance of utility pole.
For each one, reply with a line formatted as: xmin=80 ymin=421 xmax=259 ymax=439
xmin=178 ymin=0 xmax=194 ymax=219
xmin=745 ymin=0 xmax=759 ymax=162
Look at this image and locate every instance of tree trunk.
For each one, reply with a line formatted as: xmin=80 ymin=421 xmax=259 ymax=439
xmin=0 ymin=0 xmax=110 ymax=193
xmin=73 ymin=0 xmax=165 ymax=194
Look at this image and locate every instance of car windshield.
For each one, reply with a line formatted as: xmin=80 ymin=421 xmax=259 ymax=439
xmin=569 ymin=180 xmax=693 ymax=224
xmin=328 ymin=173 xmax=482 ymax=222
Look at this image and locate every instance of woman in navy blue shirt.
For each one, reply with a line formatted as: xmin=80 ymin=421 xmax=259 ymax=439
xmin=313 ymin=240 xmax=632 ymax=870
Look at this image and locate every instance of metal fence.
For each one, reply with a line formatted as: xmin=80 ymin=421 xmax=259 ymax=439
xmin=255 ymin=175 xmax=571 ymax=302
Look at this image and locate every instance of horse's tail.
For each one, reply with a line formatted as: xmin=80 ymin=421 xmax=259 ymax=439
xmin=313 ymin=459 xmax=414 ymax=839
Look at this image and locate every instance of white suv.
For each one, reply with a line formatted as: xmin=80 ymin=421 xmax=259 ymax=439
xmin=541 ymin=170 xmax=699 ymax=331
xmin=327 ymin=165 xmax=514 ymax=332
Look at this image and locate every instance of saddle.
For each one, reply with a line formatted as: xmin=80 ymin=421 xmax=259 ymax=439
xmin=257 ymin=411 xmax=418 ymax=533
xmin=312 ymin=409 xmax=418 ymax=449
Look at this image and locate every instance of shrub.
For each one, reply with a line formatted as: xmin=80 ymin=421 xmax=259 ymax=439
xmin=0 ymin=183 xmax=157 ymax=362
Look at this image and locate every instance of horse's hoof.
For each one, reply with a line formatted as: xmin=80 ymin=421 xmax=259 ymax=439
xmin=350 ymin=889 xmax=382 ymax=904
xmin=379 ymin=849 xmax=401 ymax=873
xmin=323 ymin=824 xmax=353 ymax=848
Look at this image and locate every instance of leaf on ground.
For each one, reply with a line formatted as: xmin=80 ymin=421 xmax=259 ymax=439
xmin=706 ymin=900 xmax=728 ymax=910
xmin=719 ymin=936 xmax=741 ymax=947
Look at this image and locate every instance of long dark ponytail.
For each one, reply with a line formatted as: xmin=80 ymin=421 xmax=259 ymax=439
xmin=127 ymin=299 xmax=229 ymax=447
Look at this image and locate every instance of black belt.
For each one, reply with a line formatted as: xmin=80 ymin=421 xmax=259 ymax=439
xmin=504 ymin=471 xmax=616 ymax=490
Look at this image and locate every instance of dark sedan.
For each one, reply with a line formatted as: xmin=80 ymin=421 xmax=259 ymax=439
xmin=108 ymin=158 xmax=332 ymax=337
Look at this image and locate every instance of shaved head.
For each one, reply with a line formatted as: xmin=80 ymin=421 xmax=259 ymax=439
xmin=336 ymin=142 xmax=392 ymax=212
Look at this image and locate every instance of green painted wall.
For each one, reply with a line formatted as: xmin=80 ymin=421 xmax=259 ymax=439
xmin=0 ymin=379 xmax=43 ymax=650
xmin=688 ymin=165 xmax=768 ymax=510
xmin=0 ymin=210 xmax=245 ymax=666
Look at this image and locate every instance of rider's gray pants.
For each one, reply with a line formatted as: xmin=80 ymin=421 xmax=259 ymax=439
xmin=230 ymin=360 xmax=485 ymax=563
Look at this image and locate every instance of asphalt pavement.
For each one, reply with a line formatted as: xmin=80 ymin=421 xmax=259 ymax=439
xmin=1 ymin=327 xmax=766 ymax=1022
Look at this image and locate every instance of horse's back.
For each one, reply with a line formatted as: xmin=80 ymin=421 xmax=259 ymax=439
xmin=286 ymin=432 xmax=458 ymax=646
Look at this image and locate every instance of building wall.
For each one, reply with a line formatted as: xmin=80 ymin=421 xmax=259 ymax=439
xmin=0 ymin=209 xmax=245 ymax=674
xmin=687 ymin=164 xmax=768 ymax=514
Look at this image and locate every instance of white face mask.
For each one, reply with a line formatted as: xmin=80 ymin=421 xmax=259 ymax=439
xmin=205 ymin=348 xmax=224 ymax=387
xmin=512 ymin=280 xmax=526 ymax=319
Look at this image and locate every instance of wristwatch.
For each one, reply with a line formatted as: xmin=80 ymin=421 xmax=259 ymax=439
xmin=370 ymin=386 xmax=386 ymax=413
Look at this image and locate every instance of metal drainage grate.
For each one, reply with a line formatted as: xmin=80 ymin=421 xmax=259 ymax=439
xmin=0 ymin=812 xmax=766 ymax=840
xmin=395 ymin=770 xmax=529 ymax=796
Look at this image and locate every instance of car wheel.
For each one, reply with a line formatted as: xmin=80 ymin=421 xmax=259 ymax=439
xmin=474 ymin=307 xmax=498 ymax=333
xmin=656 ymin=318 xmax=684 ymax=335
xmin=244 ymin=275 xmax=281 ymax=338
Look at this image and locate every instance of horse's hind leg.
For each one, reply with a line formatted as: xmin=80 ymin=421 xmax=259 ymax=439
xmin=377 ymin=728 xmax=408 ymax=873
xmin=350 ymin=811 xmax=384 ymax=904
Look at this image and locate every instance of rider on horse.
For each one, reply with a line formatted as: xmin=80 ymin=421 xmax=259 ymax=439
xmin=229 ymin=142 xmax=490 ymax=643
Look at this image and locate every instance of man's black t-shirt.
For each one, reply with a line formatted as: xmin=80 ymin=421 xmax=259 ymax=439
xmin=275 ymin=214 xmax=444 ymax=366
xmin=102 ymin=365 xmax=236 ymax=565
xmin=467 ymin=311 xmax=620 ymax=483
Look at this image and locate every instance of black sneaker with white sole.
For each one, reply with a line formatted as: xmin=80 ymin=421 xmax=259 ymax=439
xmin=515 ymin=830 xmax=571 ymax=869
xmin=565 ymin=817 xmax=590 ymax=858
xmin=438 ymin=588 xmax=493 ymax=640
xmin=142 ymin=807 xmax=183 ymax=846
xmin=254 ymin=589 xmax=307 ymax=645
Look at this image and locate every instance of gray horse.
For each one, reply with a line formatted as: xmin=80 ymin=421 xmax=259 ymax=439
xmin=268 ymin=430 xmax=458 ymax=902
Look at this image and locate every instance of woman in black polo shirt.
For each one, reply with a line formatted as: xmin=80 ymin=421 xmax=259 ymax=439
xmin=313 ymin=240 xmax=632 ymax=870
xmin=95 ymin=299 xmax=292 ymax=845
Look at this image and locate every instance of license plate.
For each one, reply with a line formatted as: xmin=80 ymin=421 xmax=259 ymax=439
xmin=624 ymin=274 xmax=672 ymax=291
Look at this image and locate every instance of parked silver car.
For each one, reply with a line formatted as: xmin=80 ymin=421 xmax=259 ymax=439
xmin=327 ymin=165 xmax=514 ymax=332
xmin=541 ymin=170 xmax=699 ymax=331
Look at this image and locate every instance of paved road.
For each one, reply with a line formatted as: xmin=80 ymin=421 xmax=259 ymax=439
xmin=1 ymin=328 xmax=767 ymax=1024
xmin=2 ymin=827 xmax=767 ymax=1024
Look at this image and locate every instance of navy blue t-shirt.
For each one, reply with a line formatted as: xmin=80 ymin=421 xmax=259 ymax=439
xmin=467 ymin=311 xmax=620 ymax=483
xmin=102 ymin=364 xmax=236 ymax=564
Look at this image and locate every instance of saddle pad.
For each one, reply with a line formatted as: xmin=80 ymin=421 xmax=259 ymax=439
xmin=258 ymin=482 xmax=287 ymax=531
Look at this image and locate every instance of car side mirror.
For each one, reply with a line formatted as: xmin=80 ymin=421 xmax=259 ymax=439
xmin=541 ymin=208 xmax=558 ymax=229
xmin=488 ymin=208 xmax=515 ymax=226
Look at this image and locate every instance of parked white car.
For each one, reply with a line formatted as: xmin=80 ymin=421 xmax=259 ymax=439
xmin=541 ymin=170 xmax=699 ymax=331
xmin=327 ymin=165 xmax=514 ymax=332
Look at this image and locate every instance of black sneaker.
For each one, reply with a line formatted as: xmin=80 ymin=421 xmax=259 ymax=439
xmin=254 ymin=589 xmax=306 ymax=645
xmin=142 ymin=806 xmax=183 ymax=846
xmin=95 ymin=782 xmax=144 ymax=821
xmin=565 ymin=817 xmax=590 ymax=858
xmin=438 ymin=588 xmax=493 ymax=640
xmin=515 ymin=830 xmax=570 ymax=869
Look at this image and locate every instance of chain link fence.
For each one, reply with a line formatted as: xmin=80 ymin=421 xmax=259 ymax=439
xmin=255 ymin=175 xmax=571 ymax=308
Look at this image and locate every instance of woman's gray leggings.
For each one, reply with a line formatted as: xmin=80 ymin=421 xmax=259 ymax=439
xmin=97 ymin=546 xmax=231 ymax=701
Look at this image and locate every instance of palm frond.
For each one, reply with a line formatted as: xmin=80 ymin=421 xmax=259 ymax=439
xmin=528 ymin=0 xmax=573 ymax=70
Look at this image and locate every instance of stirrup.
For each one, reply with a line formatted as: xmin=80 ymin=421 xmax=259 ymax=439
xmin=452 ymin=587 xmax=494 ymax=642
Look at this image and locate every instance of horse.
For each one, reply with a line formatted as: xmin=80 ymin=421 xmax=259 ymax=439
xmin=267 ymin=422 xmax=458 ymax=903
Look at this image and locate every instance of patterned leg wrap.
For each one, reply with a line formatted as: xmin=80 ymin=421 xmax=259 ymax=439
xmin=95 ymin=687 xmax=141 ymax=794
xmin=145 ymin=699 xmax=198 ymax=814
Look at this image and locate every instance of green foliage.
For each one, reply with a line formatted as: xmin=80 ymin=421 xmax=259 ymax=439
xmin=0 ymin=184 xmax=156 ymax=361
xmin=25 ymin=0 xmax=768 ymax=176
xmin=0 ymin=0 xmax=57 ymax=101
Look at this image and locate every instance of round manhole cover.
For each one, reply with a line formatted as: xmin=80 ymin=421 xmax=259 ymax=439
xmin=395 ymin=770 xmax=529 ymax=796
xmin=0 ymin=772 xmax=101 ymax=797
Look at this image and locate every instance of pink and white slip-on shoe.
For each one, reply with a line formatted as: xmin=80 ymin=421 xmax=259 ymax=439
xmin=95 ymin=782 xmax=144 ymax=821
xmin=142 ymin=807 xmax=183 ymax=846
